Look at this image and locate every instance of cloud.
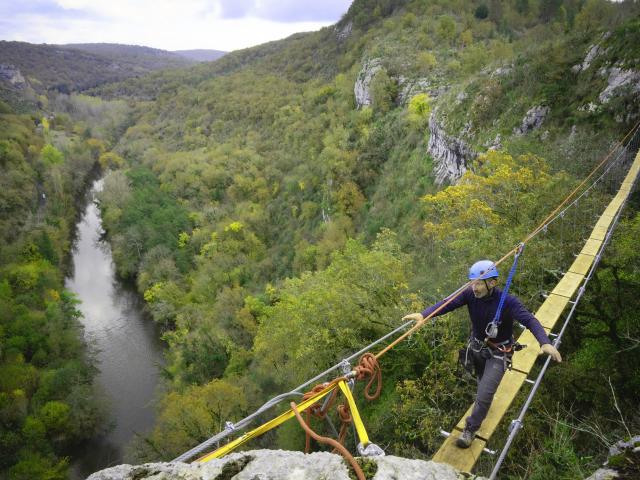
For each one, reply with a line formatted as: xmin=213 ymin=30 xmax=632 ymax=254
xmin=217 ymin=0 xmax=352 ymax=22
xmin=0 ymin=0 xmax=92 ymax=20
xmin=0 ymin=0 xmax=352 ymax=50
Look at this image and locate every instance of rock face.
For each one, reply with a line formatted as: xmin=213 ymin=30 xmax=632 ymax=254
xmin=585 ymin=435 xmax=640 ymax=480
xmin=574 ymin=44 xmax=604 ymax=73
xmin=86 ymin=449 xmax=478 ymax=480
xmin=598 ymin=67 xmax=640 ymax=103
xmin=514 ymin=106 xmax=550 ymax=135
xmin=0 ymin=64 xmax=26 ymax=88
xmin=354 ymin=58 xmax=383 ymax=108
xmin=491 ymin=66 xmax=512 ymax=78
xmin=397 ymin=76 xmax=430 ymax=105
xmin=428 ymin=113 xmax=476 ymax=185
xmin=335 ymin=21 xmax=353 ymax=41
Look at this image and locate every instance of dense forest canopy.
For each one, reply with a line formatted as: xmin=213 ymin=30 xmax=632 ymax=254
xmin=1 ymin=0 xmax=640 ymax=478
xmin=0 ymin=94 xmax=134 ymax=478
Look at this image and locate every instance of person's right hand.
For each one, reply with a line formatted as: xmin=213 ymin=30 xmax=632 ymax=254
xmin=402 ymin=312 xmax=424 ymax=322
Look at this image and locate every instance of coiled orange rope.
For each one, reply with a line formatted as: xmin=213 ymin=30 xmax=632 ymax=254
xmin=291 ymin=401 xmax=366 ymax=480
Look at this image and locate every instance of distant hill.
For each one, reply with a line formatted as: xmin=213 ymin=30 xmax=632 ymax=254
xmin=64 ymin=43 xmax=196 ymax=67
xmin=173 ymin=49 xmax=227 ymax=62
xmin=0 ymin=41 xmax=194 ymax=94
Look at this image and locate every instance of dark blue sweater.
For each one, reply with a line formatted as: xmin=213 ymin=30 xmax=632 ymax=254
xmin=421 ymin=287 xmax=551 ymax=345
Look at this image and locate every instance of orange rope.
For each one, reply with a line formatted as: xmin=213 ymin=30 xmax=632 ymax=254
xmin=335 ymin=403 xmax=352 ymax=448
xmin=375 ymin=283 xmax=470 ymax=359
xmin=353 ymin=353 xmax=382 ymax=400
xmin=299 ymin=380 xmax=342 ymax=453
xmin=290 ymin=401 xmax=366 ymax=480
xmin=298 ymin=354 xmax=382 ymax=456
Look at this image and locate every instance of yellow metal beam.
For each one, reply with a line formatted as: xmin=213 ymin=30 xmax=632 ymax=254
xmin=534 ymin=293 xmax=569 ymax=329
xmin=550 ymin=272 xmax=584 ymax=298
xmin=568 ymin=254 xmax=595 ymax=276
xmin=337 ymin=380 xmax=370 ymax=446
xmin=601 ymin=196 xmax=624 ymax=218
xmin=432 ymin=432 xmax=487 ymax=473
xmin=589 ymin=224 xmax=608 ymax=241
xmin=580 ymin=238 xmax=603 ymax=256
xmin=594 ymin=215 xmax=614 ymax=231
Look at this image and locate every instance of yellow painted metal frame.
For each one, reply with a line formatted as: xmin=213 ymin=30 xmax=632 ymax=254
xmin=197 ymin=379 xmax=371 ymax=463
xmin=432 ymin=150 xmax=640 ymax=473
xmin=337 ymin=379 xmax=370 ymax=445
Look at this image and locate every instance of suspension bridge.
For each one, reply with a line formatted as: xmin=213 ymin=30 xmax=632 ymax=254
xmin=172 ymin=123 xmax=640 ymax=479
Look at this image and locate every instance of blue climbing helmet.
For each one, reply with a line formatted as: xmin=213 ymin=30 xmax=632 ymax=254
xmin=468 ymin=260 xmax=499 ymax=280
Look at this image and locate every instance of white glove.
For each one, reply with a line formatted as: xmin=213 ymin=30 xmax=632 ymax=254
xmin=402 ymin=312 xmax=424 ymax=322
xmin=541 ymin=343 xmax=562 ymax=362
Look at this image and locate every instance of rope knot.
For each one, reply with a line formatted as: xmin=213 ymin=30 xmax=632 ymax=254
xmin=354 ymin=353 xmax=382 ymax=401
xmin=302 ymin=383 xmax=335 ymax=419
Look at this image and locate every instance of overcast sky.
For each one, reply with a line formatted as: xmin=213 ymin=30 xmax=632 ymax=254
xmin=0 ymin=0 xmax=354 ymax=52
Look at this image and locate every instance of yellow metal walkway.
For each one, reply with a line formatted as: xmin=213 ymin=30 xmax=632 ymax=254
xmin=432 ymin=151 xmax=640 ymax=473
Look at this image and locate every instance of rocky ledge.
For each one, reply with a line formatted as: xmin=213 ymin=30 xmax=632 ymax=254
xmin=86 ymin=449 xmax=483 ymax=480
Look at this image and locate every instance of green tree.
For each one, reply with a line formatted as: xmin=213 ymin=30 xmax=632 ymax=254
xmin=8 ymin=453 xmax=68 ymax=480
xmin=475 ymin=4 xmax=489 ymax=19
xmin=437 ymin=15 xmax=456 ymax=43
xmin=134 ymin=379 xmax=249 ymax=460
xmin=252 ymin=231 xmax=411 ymax=389
xmin=40 ymin=144 xmax=63 ymax=166
xmin=574 ymin=0 xmax=615 ymax=33
xmin=416 ymin=51 xmax=437 ymax=72
xmin=38 ymin=401 xmax=71 ymax=434
xmin=407 ymin=93 xmax=432 ymax=128
xmin=370 ymin=70 xmax=397 ymax=114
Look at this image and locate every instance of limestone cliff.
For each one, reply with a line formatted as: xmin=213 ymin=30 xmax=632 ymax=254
xmin=354 ymin=58 xmax=383 ymax=108
xmin=427 ymin=113 xmax=477 ymax=185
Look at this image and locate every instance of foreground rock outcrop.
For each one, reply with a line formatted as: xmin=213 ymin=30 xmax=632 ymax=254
xmin=87 ymin=449 xmax=482 ymax=480
xmin=585 ymin=435 xmax=640 ymax=480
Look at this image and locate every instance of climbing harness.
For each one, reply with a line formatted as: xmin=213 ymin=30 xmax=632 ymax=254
xmin=484 ymin=243 xmax=525 ymax=340
xmin=460 ymin=337 xmax=525 ymax=376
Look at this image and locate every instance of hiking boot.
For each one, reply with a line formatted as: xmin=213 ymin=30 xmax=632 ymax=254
xmin=456 ymin=428 xmax=475 ymax=448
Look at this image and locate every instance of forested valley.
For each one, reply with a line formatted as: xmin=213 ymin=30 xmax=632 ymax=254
xmin=2 ymin=0 xmax=640 ymax=478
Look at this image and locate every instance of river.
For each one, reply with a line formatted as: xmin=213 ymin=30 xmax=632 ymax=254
xmin=65 ymin=179 xmax=165 ymax=479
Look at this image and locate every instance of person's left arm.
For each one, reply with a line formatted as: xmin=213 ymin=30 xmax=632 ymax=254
xmin=509 ymin=297 xmax=562 ymax=362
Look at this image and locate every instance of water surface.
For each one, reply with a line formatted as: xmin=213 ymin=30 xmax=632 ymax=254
xmin=66 ymin=179 xmax=164 ymax=478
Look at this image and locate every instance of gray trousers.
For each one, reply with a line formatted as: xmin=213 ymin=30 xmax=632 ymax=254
xmin=466 ymin=355 xmax=508 ymax=432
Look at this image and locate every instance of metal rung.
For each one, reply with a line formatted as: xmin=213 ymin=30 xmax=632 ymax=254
xmin=439 ymin=430 xmax=496 ymax=455
xmin=549 ymin=333 xmax=558 ymax=337
xmin=524 ymin=378 xmax=535 ymax=385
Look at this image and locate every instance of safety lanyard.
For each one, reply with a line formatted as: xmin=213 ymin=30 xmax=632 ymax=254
xmin=485 ymin=243 xmax=525 ymax=339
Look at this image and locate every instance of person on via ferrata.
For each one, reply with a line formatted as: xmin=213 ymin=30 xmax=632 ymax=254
xmin=402 ymin=259 xmax=562 ymax=448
